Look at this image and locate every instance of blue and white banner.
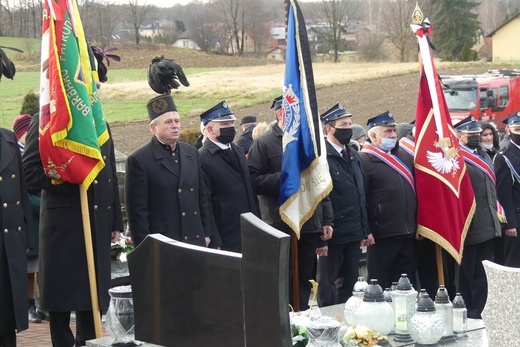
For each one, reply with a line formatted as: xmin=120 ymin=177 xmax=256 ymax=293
xmin=280 ymin=0 xmax=332 ymax=237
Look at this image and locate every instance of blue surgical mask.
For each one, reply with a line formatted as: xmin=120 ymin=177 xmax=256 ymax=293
xmin=380 ymin=137 xmax=397 ymax=151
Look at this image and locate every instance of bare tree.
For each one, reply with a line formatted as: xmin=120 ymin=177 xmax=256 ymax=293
xmin=478 ymin=0 xmax=503 ymax=35
xmin=380 ymin=0 xmax=415 ymax=62
xmin=311 ymin=0 xmax=357 ymax=63
xmin=185 ymin=1 xmax=215 ymax=52
xmin=89 ymin=1 xmax=121 ymax=46
xmin=245 ymin=0 xmax=271 ymax=56
xmin=213 ymin=0 xmax=247 ymax=55
xmin=127 ymin=0 xmax=155 ymax=45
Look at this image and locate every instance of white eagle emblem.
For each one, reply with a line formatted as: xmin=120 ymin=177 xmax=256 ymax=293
xmin=282 ymin=84 xmax=300 ymax=149
xmin=426 ymin=137 xmax=460 ymax=175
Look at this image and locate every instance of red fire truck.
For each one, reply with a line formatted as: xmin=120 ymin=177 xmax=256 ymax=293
xmin=441 ymin=69 xmax=520 ymax=132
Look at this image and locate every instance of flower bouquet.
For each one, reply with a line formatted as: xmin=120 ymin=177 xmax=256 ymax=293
xmin=110 ymin=234 xmax=134 ymax=262
xmin=341 ymin=325 xmax=386 ymax=347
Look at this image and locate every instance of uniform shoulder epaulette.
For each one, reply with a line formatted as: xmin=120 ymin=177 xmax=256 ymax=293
xmin=498 ymin=146 xmax=510 ymax=155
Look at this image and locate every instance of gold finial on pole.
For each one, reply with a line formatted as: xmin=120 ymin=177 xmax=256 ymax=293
xmin=412 ymin=2 xmax=424 ymax=25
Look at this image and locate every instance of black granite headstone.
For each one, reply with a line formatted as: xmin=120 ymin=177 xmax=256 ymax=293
xmin=128 ymin=214 xmax=292 ymax=347
xmin=128 ymin=234 xmax=244 ymax=347
xmin=240 ymin=213 xmax=292 ymax=347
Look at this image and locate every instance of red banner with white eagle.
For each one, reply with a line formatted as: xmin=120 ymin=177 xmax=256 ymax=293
xmin=411 ymin=7 xmax=475 ymax=264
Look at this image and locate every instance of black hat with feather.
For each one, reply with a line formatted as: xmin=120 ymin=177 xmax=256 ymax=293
xmin=0 ymin=46 xmax=22 ymax=81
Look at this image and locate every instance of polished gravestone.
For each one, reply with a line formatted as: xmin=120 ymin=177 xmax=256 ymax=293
xmin=241 ymin=213 xmax=292 ymax=347
xmin=122 ymin=213 xmax=291 ymax=347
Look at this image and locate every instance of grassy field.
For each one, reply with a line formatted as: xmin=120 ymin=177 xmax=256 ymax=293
xmin=0 ymin=36 xmax=507 ymax=128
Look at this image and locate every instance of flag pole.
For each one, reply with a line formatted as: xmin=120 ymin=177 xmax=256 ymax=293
xmin=290 ymin=233 xmax=300 ymax=311
xmin=435 ymin=244 xmax=445 ymax=286
xmin=80 ymin=185 xmax=103 ymax=337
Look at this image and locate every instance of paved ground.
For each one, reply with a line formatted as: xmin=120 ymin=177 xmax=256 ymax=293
xmin=17 ymin=320 xmax=112 ymax=346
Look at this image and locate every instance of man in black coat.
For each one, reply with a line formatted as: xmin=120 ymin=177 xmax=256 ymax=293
xmin=359 ymin=112 xmax=417 ymax=290
xmin=125 ymin=94 xmax=219 ymax=248
xmin=236 ymin=115 xmax=256 ymax=155
xmin=0 ymin=127 xmax=34 ymax=347
xmin=495 ymin=112 xmax=520 ymax=267
xmin=198 ymin=101 xmax=259 ymax=252
xmin=317 ymin=103 xmax=373 ymax=307
xmin=247 ymin=96 xmax=334 ymax=310
xmin=454 ymin=116 xmax=501 ymax=319
xmin=23 ymin=115 xmax=123 ymax=347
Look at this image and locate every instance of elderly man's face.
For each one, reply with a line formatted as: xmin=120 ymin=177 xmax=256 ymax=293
xmin=373 ymin=126 xmax=396 ymax=144
xmin=151 ymin=111 xmax=181 ymax=145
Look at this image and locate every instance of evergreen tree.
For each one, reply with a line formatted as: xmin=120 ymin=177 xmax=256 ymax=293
xmin=433 ymin=0 xmax=480 ymax=61
xmin=20 ymin=91 xmax=39 ymax=116
xmin=460 ymin=42 xmax=470 ymax=61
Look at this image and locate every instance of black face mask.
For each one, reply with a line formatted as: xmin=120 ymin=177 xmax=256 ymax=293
xmin=465 ymin=135 xmax=480 ymax=149
xmin=216 ymin=126 xmax=236 ymax=144
xmin=333 ymin=128 xmax=353 ymax=145
xmin=510 ymin=133 xmax=520 ymax=146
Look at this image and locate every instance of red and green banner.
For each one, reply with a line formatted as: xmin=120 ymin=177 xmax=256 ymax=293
xmin=39 ymin=0 xmax=108 ymax=188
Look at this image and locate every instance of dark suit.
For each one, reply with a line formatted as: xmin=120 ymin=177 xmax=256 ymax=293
xmin=23 ymin=117 xmax=123 ymax=346
xmin=199 ymin=139 xmax=258 ymax=252
xmin=125 ymin=136 xmax=217 ymax=247
xmin=0 ymin=128 xmax=33 ymax=345
xmin=495 ymin=142 xmax=520 ymax=267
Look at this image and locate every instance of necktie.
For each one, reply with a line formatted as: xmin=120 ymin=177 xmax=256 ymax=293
xmin=341 ymin=148 xmax=349 ymax=161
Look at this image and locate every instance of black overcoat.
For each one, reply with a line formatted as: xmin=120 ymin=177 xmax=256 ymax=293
xmin=125 ymin=137 xmax=217 ymax=247
xmin=494 ymin=143 xmax=520 ymax=266
xmin=22 ymin=117 xmax=123 ymax=311
xmin=199 ymin=139 xmax=259 ymax=252
xmin=0 ymin=128 xmax=33 ymax=334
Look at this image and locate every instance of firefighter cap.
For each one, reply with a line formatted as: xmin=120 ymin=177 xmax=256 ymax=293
xmin=366 ymin=111 xmax=397 ymax=129
xmin=200 ymin=101 xmax=236 ymax=126
xmin=453 ymin=115 xmax=482 ymax=133
xmin=320 ymin=103 xmax=352 ymax=124
xmin=503 ymin=111 xmax=520 ymax=128
xmin=271 ymin=96 xmax=283 ymax=110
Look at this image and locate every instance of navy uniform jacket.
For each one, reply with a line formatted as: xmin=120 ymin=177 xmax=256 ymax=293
xmin=494 ymin=143 xmax=520 ymax=266
xmin=23 ymin=117 xmax=123 ymax=312
xmin=0 ymin=128 xmax=33 ymax=334
xmin=125 ymin=136 xmax=218 ymax=247
xmin=325 ymin=141 xmax=368 ymax=245
xmin=359 ymin=146 xmax=417 ymax=239
xmin=199 ymin=139 xmax=259 ymax=252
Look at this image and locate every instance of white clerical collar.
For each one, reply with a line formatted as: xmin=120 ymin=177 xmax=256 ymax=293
xmin=327 ymin=138 xmax=345 ymax=155
xmin=209 ymin=138 xmax=231 ymax=150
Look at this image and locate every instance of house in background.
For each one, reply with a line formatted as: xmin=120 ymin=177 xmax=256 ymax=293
xmin=266 ymin=46 xmax=286 ymax=61
xmin=172 ymin=30 xmax=201 ymax=50
xmin=486 ymin=12 xmax=520 ymax=62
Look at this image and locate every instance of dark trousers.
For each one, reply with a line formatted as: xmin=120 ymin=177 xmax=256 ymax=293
xmin=416 ymin=238 xmax=440 ymax=298
xmin=317 ymin=241 xmax=361 ymax=307
xmin=288 ymin=233 xmax=320 ymax=311
xmin=504 ymin=233 xmax=520 ymax=267
xmin=49 ymin=311 xmax=96 ymax=347
xmin=0 ymin=331 xmax=16 ymax=347
xmin=367 ymin=235 xmax=417 ymax=290
xmin=456 ymin=238 xmax=495 ymax=319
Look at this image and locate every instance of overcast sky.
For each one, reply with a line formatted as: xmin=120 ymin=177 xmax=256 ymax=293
xmin=111 ymin=0 xmax=313 ymax=8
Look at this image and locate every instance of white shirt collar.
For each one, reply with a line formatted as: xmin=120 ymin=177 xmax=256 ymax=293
xmin=327 ymin=138 xmax=345 ymax=155
xmin=209 ymin=138 xmax=231 ymax=150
